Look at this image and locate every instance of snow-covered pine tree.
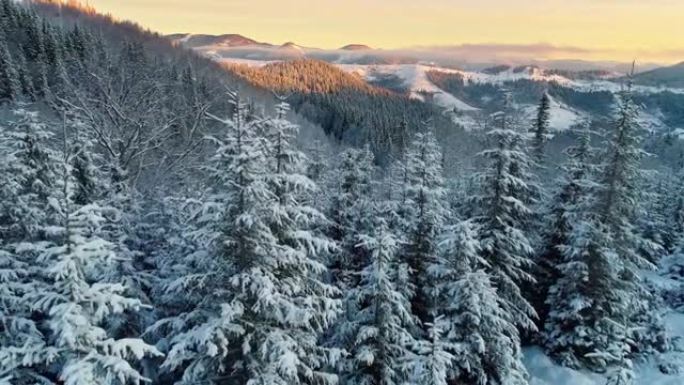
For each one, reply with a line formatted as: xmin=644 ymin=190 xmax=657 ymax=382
xmin=531 ymin=91 xmax=551 ymax=163
xmin=402 ymin=126 xmax=448 ymax=325
xmin=545 ymin=79 xmax=658 ymax=372
xmin=535 ymin=126 xmax=597 ymax=327
xmin=472 ymin=100 xmax=537 ymax=332
xmin=597 ymin=80 xmax=653 ymax=280
xmin=544 ymin=210 xmax=627 ymax=370
xmin=30 ymin=138 xmax=161 ymax=385
xmin=0 ymin=29 xmax=20 ymax=103
xmin=160 ymin=94 xmax=342 ymax=385
xmin=595 ymin=80 xmax=663 ymax=361
xmin=0 ymin=109 xmax=61 ymax=384
xmin=414 ymin=317 xmax=456 ymax=385
xmin=636 ymin=175 xmax=673 ymax=259
xmin=671 ymin=171 xmax=684 ymax=244
xmin=430 ymin=220 xmax=529 ymax=385
xmin=14 ymin=49 xmax=35 ymax=100
xmin=326 ymin=145 xmax=376 ymax=290
xmin=0 ymin=108 xmax=60 ymax=241
xmin=339 ymin=218 xmax=417 ymax=385
xmin=149 ymin=90 xmax=265 ymax=383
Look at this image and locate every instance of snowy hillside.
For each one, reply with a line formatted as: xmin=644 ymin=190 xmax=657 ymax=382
xmin=339 ymin=64 xmax=479 ymax=111
xmin=521 ymin=94 xmax=585 ymax=131
xmin=209 ymin=57 xmax=684 ymax=133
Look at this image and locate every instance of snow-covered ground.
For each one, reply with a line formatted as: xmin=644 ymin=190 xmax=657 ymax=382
xmin=520 ymin=94 xmax=585 ymax=132
xmin=525 ymin=265 xmax=684 ymax=385
xmin=335 ymin=63 xmax=684 ymax=95
xmin=525 ymin=312 xmax=684 ymax=385
xmin=339 ymin=64 xmax=479 ymax=112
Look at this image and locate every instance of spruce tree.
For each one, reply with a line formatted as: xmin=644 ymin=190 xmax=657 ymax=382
xmin=472 ymin=103 xmax=537 ymax=331
xmin=0 ymin=109 xmax=59 ymax=384
xmin=0 ymin=109 xmax=60 ymax=240
xmin=545 ymin=81 xmax=655 ymax=373
xmin=326 ymin=146 xmax=376 ymax=290
xmin=531 ymin=92 xmax=551 ymax=163
xmin=429 ymin=221 xmax=529 ymax=385
xmin=30 ymin=137 xmax=161 ymax=385
xmin=0 ymin=30 xmax=20 ymax=103
xmin=402 ymin=128 xmax=448 ymax=325
xmin=535 ymin=126 xmax=597 ymax=327
xmin=414 ymin=317 xmax=456 ymax=385
xmin=339 ymin=218 xmax=417 ymax=385
xmin=160 ymin=95 xmax=341 ymax=385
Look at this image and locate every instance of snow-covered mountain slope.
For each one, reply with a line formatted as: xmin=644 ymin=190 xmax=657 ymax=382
xmin=521 ymin=94 xmax=585 ymax=131
xmin=169 ymin=33 xmax=268 ymax=48
xmin=339 ymin=64 xmax=479 ymax=111
xmin=337 ymin=64 xmax=592 ymax=131
xmin=185 ymin=45 xmax=684 ymax=134
xmin=340 ymin=63 xmax=684 ymax=94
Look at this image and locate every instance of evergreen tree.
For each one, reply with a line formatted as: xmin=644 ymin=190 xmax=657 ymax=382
xmin=0 ymin=109 xmax=58 ymax=385
xmin=545 ymin=82 xmax=656 ymax=372
xmin=472 ymin=104 xmax=537 ymax=331
xmin=327 ymin=146 xmax=376 ymax=290
xmin=402 ymin=127 xmax=448 ymax=325
xmin=531 ymin=92 xmax=551 ymax=163
xmin=535 ymin=126 xmax=597 ymax=327
xmin=0 ymin=109 xmax=60 ymax=240
xmin=429 ymin=220 xmax=528 ymax=385
xmin=160 ymin=95 xmax=342 ymax=385
xmin=0 ymin=30 xmax=20 ymax=103
xmin=30 ymin=138 xmax=161 ymax=385
xmin=34 ymin=202 xmax=161 ymax=385
xmin=414 ymin=317 xmax=456 ymax=385
xmin=339 ymin=219 xmax=417 ymax=385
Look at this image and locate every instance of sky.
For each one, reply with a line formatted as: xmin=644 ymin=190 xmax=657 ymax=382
xmin=86 ymin=0 xmax=684 ymax=63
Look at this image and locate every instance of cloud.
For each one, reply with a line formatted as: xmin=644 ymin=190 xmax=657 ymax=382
xmin=404 ymin=43 xmax=607 ymax=63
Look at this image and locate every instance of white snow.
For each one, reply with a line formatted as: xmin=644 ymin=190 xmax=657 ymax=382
xmin=672 ymin=128 xmax=684 ymax=140
xmin=522 ymin=94 xmax=585 ymax=132
xmin=524 ymin=347 xmax=603 ymax=385
xmin=339 ymin=64 xmax=480 ymax=112
xmin=524 ymin=265 xmax=684 ymax=385
xmin=525 ymin=343 xmax=684 ymax=385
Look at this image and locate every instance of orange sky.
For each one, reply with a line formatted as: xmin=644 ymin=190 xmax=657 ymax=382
xmin=86 ymin=0 xmax=684 ymax=63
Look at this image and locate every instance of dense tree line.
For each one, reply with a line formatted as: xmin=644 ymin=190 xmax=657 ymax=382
xmin=226 ymin=60 xmax=453 ymax=163
xmin=2 ymin=2 xmax=684 ymax=385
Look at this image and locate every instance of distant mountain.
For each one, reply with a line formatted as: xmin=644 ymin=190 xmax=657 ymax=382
xmin=633 ymin=62 xmax=684 ymax=87
xmin=168 ymin=33 xmax=270 ymax=48
xmin=340 ymin=44 xmax=372 ymax=51
xmin=278 ymin=42 xmax=306 ymax=56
